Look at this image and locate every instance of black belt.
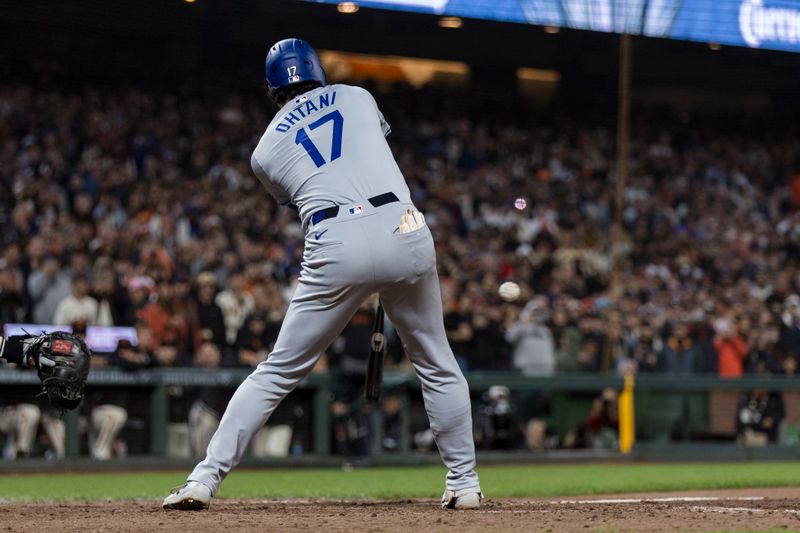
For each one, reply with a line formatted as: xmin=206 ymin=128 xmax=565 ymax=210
xmin=310 ymin=192 xmax=399 ymax=226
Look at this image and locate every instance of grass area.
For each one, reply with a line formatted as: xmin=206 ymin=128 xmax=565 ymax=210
xmin=1 ymin=462 xmax=800 ymax=502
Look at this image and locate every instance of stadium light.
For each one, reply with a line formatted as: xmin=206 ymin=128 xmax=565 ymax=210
xmin=438 ymin=17 xmax=463 ymax=29
xmin=708 ymin=42 xmax=721 ymax=51
xmin=517 ymin=67 xmax=560 ymax=83
xmin=337 ymin=2 xmax=359 ymax=14
xmin=183 ymin=0 xmax=197 ymax=3
xmin=544 ymin=25 xmax=560 ymax=34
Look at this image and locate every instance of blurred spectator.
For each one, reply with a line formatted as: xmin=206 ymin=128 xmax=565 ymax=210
xmin=747 ymin=323 xmax=781 ymax=374
xmin=53 ymin=275 xmax=97 ymax=326
xmin=443 ymin=294 xmax=473 ymax=372
xmin=27 ymin=256 xmax=71 ymax=324
xmin=191 ymin=272 xmax=227 ymax=350
xmin=153 ymin=324 xmax=191 ymax=368
xmin=111 ymin=331 xmax=153 ymax=371
xmin=234 ymin=281 xmax=282 ymax=367
xmin=552 ymin=307 xmax=582 ymax=373
xmin=468 ymin=305 xmax=508 ymax=371
xmin=714 ymin=316 xmax=748 ymax=378
xmin=505 ymin=300 xmax=555 ymax=376
xmin=0 ymin=244 xmax=25 ymax=323
xmin=779 ymin=295 xmax=800 ymax=361
xmin=693 ymin=320 xmax=719 ymax=374
xmin=136 ymin=281 xmax=174 ymax=346
xmin=120 ymin=276 xmax=154 ymax=327
xmin=91 ymin=267 xmax=126 ymax=326
xmin=235 ymin=313 xmax=273 ymax=367
xmin=580 ymin=314 xmax=610 ymax=372
xmin=215 ymin=271 xmax=254 ymax=347
xmin=662 ymin=321 xmax=698 ymax=374
xmin=629 ymin=322 xmax=662 ymax=373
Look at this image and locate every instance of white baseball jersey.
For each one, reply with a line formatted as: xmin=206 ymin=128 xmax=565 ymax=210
xmin=251 ymin=84 xmax=412 ymax=228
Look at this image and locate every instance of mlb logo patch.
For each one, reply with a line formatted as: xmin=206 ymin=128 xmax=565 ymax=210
xmin=295 ymin=95 xmax=308 ymax=104
xmin=348 ymin=205 xmax=364 ymax=215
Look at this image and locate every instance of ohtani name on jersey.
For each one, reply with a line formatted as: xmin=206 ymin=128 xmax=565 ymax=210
xmin=275 ymin=91 xmax=337 ymax=133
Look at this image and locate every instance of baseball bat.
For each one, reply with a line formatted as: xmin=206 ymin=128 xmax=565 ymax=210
xmin=364 ymin=301 xmax=385 ymax=404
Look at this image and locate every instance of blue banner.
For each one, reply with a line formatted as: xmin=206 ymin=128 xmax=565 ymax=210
xmin=311 ymin=0 xmax=800 ymax=53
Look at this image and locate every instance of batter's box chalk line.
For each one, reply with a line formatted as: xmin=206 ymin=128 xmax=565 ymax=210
xmin=553 ymin=496 xmax=766 ymax=505
xmin=688 ymin=505 xmax=800 ymax=515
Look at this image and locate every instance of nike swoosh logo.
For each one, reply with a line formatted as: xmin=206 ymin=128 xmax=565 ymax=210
xmin=314 ymin=229 xmax=329 ymax=240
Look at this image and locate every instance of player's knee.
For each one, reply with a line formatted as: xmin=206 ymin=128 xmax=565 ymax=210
xmin=428 ymin=404 xmax=472 ymax=434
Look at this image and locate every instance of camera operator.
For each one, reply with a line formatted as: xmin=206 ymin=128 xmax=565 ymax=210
xmin=736 ymin=388 xmax=785 ymax=445
xmin=474 ymin=385 xmax=521 ymax=450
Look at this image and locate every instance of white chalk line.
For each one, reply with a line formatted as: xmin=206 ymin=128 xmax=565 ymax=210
xmin=689 ymin=505 xmax=766 ymax=514
xmin=548 ymin=497 xmax=800 ymax=516
xmin=688 ymin=505 xmax=800 ymax=515
xmin=554 ymin=496 xmax=765 ymax=505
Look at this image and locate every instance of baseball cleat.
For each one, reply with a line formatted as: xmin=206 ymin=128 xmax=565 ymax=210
xmin=162 ymin=481 xmax=212 ymax=510
xmin=441 ymin=486 xmax=483 ymax=509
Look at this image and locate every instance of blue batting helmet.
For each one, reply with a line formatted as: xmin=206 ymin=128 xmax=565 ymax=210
xmin=265 ymin=38 xmax=326 ymax=92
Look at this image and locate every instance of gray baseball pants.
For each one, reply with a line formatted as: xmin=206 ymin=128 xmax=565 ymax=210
xmin=188 ymin=201 xmax=479 ymax=493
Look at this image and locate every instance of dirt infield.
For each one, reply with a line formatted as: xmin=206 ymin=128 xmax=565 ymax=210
xmin=3 ymin=488 xmax=800 ymax=532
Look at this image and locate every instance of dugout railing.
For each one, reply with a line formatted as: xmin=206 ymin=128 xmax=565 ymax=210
xmin=2 ymin=368 xmax=800 ymax=459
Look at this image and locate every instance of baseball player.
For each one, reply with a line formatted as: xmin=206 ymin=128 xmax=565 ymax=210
xmin=163 ymin=38 xmax=482 ymax=511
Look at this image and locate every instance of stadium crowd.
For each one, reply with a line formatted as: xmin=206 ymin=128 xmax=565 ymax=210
xmin=2 ymin=76 xmax=800 ymax=459
xmin=1 ymin=81 xmax=800 ymax=381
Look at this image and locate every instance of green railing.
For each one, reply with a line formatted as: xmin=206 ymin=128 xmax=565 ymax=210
xmin=3 ymin=368 xmax=800 ymax=458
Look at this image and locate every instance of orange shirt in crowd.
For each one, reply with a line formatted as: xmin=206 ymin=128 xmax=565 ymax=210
xmin=714 ymin=336 xmax=748 ymax=377
xmin=137 ymin=303 xmax=170 ymax=346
